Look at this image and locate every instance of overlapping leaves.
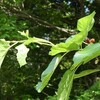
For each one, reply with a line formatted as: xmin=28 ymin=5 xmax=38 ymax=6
xmin=0 ymin=11 xmax=99 ymax=100
xmin=49 ymin=11 xmax=95 ymax=56
xmin=36 ymin=12 xmax=97 ymax=99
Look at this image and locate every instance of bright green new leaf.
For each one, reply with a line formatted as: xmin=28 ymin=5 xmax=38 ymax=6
xmin=57 ymin=70 xmax=75 ymax=100
xmin=77 ymin=11 xmax=95 ymax=32
xmin=74 ymin=69 xmax=100 ymax=79
xmin=49 ymin=32 xmax=84 ymax=56
xmin=71 ymin=43 xmax=100 ymax=70
xmin=16 ymin=44 xmax=29 ymax=67
xmin=0 ymin=39 xmax=10 ymax=68
xmin=36 ymin=55 xmax=62 ymax=93
xmin=49 ymin=41 xmax=79 ymax=56
xmin=65 ymin=31 xmax=86 ymax=45
xmin=49 ymin=31 xmax=87 ymax=56
xmin=49 ymin=12 xmax=95 ymax=56
xmin=49 ymin=32 xmax=85 ymax=56
xmin=18 ymin=30 xmax=29 ymax=38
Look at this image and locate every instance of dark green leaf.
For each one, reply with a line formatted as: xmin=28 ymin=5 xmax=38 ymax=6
xmin=71 ymin=43 xmax=100 ymax=70
xmin=36 ymin=55 xmax=62 ymax=93
xmin=57 ymin=70 xmax=75 ymax=100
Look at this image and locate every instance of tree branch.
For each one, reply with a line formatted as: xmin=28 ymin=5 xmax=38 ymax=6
xmin=0 ymin=3 xmax=76 ymax=34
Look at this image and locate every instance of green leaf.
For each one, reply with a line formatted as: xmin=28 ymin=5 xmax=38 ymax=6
xmin=74 ymin=69 xmax=100 ymax=79
xmin=16 ymin=44 xmax=29 ymax=67
xmin=65 ymin=31 xmax=86 ymax=45
xmin=49 ymin=31 xmax=87 ymax=56
xmin=0 ymin=39 xmax=10 ymax=68
xmin=49 ymin=41 xmax=79 ymax=56
xmin=77 ymin=11 xmax=95 ymax=32
xmin=36 ymin=55 xmax=62 ymax=93
xmin=49 ymin=12 xmax=96 ymax=56
xmin=18 ymin=30 xmax=29 ymax=38
xmin=71 ymin=43 xmax=100 ymax=70
xmin=57 ymin=70 xmax=75 ymax=100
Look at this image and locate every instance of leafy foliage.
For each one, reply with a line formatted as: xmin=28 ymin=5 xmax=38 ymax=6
xmin=0 ymin=0 xmax=100 ymax=100
xmin=49 ymin=12 xmax=95 ymax=56
xmin=0 ymin=11 xmax=29 ymax=40
xmin=0 ymin=11 xmax=100 ymax=100
xmin=76 ymin=80 xmax=100 ymax=100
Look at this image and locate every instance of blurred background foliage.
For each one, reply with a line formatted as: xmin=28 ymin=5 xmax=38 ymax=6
xmin=0 ymin=0 xmax=100 ymax=99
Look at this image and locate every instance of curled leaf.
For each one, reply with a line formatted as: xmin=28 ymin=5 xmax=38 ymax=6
xmin=16 ymin=44 xmax=29 ymax=67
